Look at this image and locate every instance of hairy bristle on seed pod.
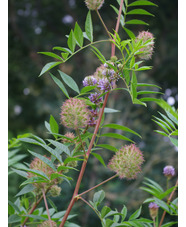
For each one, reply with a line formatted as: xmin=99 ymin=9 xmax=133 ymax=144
xmin=60 ymin=98 xmax=90 ymax=129
xmin=136 ymin=31 xmax=154 ymax=60
xmin=38 ymin=220 xmax=57 ymax=227
xmin=85 ymin=0 xmax=104 ymax=10
xmin=108 ymin=144 xmax=144 ymax=179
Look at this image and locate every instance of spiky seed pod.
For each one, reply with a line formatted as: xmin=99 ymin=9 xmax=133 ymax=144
xmin=62 ymin=132 xmax=75 ymax=144
xmin=60 ymin=98 xmax=90 ymax=129
xmin=38 ymin=220 xmax=57 ymax=227
xmin=49 ymin=185 xmax=61 ymax=197
xmin=94 ymin=64 xmax=106 ymax=79
xmin=108 ymin=144 xmax=144 ymax=179
xmin=110 ymin=55 xmax=118 ymax=62
xmin=136 ymin=31 xmax=154 ymax=60
xmin=28 ymin=157 xmax=57 ymax=189
xmin=67 ymin=160 xmax=78 ymax=168
xmin=149 ymin=203 xmax=159 ymax=219
xmin=85 ymin=0 xmax=104 ymax=10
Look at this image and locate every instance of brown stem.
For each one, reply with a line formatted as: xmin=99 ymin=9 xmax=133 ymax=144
xmin=22 ymin=194 xmax=44 ymax=226
xmin=158 ymin=179 xmax=178 ymax=227
xmin=111 ymin=0 xmax=124 ymax=57
xmin=77 ymin=174 xmax=118 ymax=198
xmin=59 ymin=2 xmax=124 ymax=226
xmin=22 ymin=187 xmax=52 ymax=226
xmin=59 ymin=93 xmax=109 ymax=227
xmin=42 ymin=189 xmax=53 ymax=227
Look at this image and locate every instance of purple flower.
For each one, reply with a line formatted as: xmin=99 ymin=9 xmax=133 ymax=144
xmin=149 ymin=202 xmax=159 ymax=209
xmin=103 ymin=63 xmax=108 ymax=68
xmin=88 ymin=117 xmax=97 ymax=127
xmin=163 ymin=165 xmax=175 ymax=178
xmin=108 ymin=69 xmax=121 ymax=81
xmin=97 ymin=78 xmax=111 ymax=92
xmin=90 ymin=109 xmax=98 ymax=117
xmin=102 ymin=69 xmax=107 ymax=76
xmin=88 ymin=93 xmax=102 ymax=104
xmin=83 ymin=76 xmax=97 ymax=87
xmin=149 ymin=202 xmax=159 ymax=219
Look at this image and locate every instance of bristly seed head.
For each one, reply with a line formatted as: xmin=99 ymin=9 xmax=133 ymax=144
xmin=28 ymin=157 xmax=57 ymax=189
xmin=108 ymin=144 xmax=144 ymax=180
xmin=49 ymin=185 xmax=61 ymax=197
xmin=136 ymin=31 xmax=154 ymax=60
xmin=62 ymin=132 xmax=75 ymax=144
xmin=60 ymin=98 xmax=90 ymax=129
xmin=38 ymin=220 xmax=57 ymax=227
xmin=85 ymin=0 xmax=104 ymax=10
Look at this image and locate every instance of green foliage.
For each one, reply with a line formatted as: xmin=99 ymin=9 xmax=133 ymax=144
xmin=152 ymin=101 xmax=178 ymax=147
xmin=88 ymin=190 xmax=153 ymax=227
xmin=8 ymin=0 xmax=177 ymax=226
xmin=142 ymin=178 xmax=178 ymax=217
xmin=112 ymin=0 xmax=157 ymax=38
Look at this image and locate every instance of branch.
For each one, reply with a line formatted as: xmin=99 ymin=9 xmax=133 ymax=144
xmin=96 ymin=9 xmax=112 ymax=39
xmin=42 ymin=189 xmax=53 ymax=227
xmin=22 ymin=186 xmax=52 ymax=226
xmin=158 ymin=179 xmax=178 ymax=227
xmin=59 ymin=1 xmax=124 ymax=226
xmin=78 ymin=197 xmax=103 ymax=224
xmin=77 ymin=174 xmax=118 ymax=198
xmin=111 ymin=0 xmax=124 ymax=57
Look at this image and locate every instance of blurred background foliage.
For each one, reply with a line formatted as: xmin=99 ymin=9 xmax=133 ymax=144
xmin=8 ymin=0 xmax=177 ymax=226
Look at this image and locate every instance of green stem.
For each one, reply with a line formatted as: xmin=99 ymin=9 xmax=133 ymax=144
xmin=77 ymin=174 xmax=118 ymax=198
xmin=76 ymin=128 xmax=86 ymax=156
xmin=78 ymin=197 xmax=103 ymax=225
xmin=65 ymin=39 xmax=111 ymax=63
xmin=166 ymin=178 xmax=169 ymax=191
xmin=96 ymin=9 xmax=112 ymax=39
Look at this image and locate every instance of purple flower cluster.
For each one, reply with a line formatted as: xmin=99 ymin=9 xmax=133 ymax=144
xmin=97 ymin=78 xmax=111 ymax=92
xmin=88 ymin=93 xmax=102 ymax=104
xmin=163 ymin=165 xmax=175 ymax=178
xmin=88 ymin=117 xmax=97 ymax=126
xmin=82 ymin=63 xmax=121 ymax=94
xmin=81 ymin=62 xmax=122 ymax=127
xmin=83 ymin=76 xmax=97 ymax=87
xmin=90 ymin=109 xmax=98 ymax=117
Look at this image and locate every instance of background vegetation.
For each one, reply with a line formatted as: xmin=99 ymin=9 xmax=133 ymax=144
xmin=8 ymin=0 xmax=178 ymax=226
